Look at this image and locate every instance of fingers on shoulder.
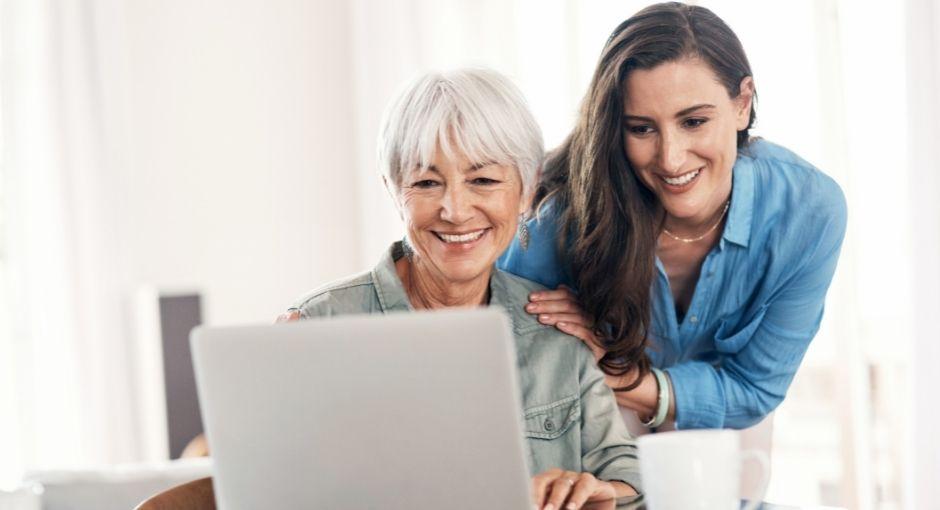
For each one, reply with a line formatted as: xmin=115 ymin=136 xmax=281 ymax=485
xmin=530 ymin=285 xmax=577 ymax=302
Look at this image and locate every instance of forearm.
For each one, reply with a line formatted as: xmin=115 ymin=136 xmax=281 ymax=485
xmin=667 ymin=358 xmax=785 ymax=429
xmin=603 ymin=370 xmax=676 ymax=424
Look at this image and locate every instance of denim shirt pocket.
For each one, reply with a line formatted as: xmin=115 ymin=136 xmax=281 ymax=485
xmin=714 ymin=304 xmax=768 ymax=354
xmin=523 ymin=394 xmax=581 ymax=440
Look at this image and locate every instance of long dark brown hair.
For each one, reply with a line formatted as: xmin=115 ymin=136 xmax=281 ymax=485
xmin=536 ymin=2 xmax=756 ymax=389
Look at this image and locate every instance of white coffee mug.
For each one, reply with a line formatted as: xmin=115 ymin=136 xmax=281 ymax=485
xmin=638 ymin=429 xmax=769 ymax=510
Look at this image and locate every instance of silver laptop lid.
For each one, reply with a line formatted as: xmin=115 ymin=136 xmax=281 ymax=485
xmin=191 ymin=308 xmax=533 ymax=509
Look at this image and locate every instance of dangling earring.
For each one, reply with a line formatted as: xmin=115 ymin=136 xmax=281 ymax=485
xmin=518 ymin=215 xmax=530 ymax=250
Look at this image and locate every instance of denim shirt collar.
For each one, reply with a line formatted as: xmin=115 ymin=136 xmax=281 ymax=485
xmin=371 ymin=242 xmax=537 ymax=336
xmin=722 ymin=150 xmax=755 ymax=249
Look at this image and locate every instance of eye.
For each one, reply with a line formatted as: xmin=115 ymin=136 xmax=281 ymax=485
xmin=470 ymin=177 xmax=500 ymax=185
xmin=626 ymin=124 xmax=655 ymax=136
xmin=410 ymin=179 xmax=440 ymax=189
xmin=683 ymin=117 xmax=709 ymax=129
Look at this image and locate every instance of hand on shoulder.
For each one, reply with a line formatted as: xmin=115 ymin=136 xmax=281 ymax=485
xmin=524 ymin=286 xmax=606 ymax=362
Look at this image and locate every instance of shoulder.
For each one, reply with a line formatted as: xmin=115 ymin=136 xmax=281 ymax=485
xmin=289 ymin=270 xmax=378 ymax=318
xmin=495 ymin=268 xmax=551 ymax=296
xmin=744 ymin=139 xmax=846 ymax=207
xmin=494 ymin=270 xmax=594 ymax=369
xmin=741 ymin=140 xmax=847 ymax=267
xmin=491 ymin=269 xmax=550 ymax=333
xmin=744 ymin=139 xmax=847 ymax=227
xmin=491 ymin=269 xmax=585 ymax=352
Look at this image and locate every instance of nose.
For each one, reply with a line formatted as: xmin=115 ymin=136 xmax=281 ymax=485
xmin=439 ymin=184 xmax=474 ymax=224
xmin=657 ymin=129 xmax=687 ymax=174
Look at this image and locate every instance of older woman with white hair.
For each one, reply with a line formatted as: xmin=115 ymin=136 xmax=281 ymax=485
xmin=280 ymin=68 xmax=642 ymax=509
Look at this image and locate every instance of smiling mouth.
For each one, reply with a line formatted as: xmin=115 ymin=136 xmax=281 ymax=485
xmin=434 ymin=229 xmax=489 ymax=244
xmin=659 ymin=167 xmax=703 ymax=187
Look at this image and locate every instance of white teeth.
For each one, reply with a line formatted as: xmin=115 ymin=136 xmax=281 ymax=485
xmin=662 ymin=168 xmax=701 ymax=186
xmin=438 ymin=230 xmax=485 ymax=243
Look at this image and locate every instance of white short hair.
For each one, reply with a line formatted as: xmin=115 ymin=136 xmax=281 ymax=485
xmin=377 ymin=68 xmax=544 ymax=199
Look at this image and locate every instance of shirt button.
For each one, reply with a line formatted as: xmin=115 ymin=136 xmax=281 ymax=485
xmin=707 ymin=271 xmax=715 ymax=278
xmin=690 ymin=315 xmax=699 ymax=324
xmin=544 ymin=419 xmax=555 ymax=431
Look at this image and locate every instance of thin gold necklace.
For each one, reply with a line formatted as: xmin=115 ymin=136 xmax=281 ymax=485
xmin=661 ymin=200 xmax=730 ymax=244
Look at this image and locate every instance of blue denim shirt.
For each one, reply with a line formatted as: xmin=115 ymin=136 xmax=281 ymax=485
xmin=498 ymin=139 xmax=848 ymax=430
xmin=289 ymin=242 xmax=642 ymax=489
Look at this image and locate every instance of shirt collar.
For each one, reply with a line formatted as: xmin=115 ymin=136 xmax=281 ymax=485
xmin=371 ymin=242 xmax=413 ymax=313
xmin=722 ymin=151 xmax=755 ymax=248
xmin=371 ymin=242 xmax=535 ymax=336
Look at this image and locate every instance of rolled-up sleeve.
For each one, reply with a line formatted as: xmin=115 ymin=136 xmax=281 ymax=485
xmin=577 ymin=346 xmax=643 ymax=492
xmin=668 ymin=189 xmax=847 ymax=430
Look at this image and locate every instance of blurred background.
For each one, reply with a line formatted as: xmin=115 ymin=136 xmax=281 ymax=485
xmin=1 ymin=0 xmax=938 ymax=508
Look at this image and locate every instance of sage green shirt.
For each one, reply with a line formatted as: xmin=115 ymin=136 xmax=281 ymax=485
xmin=289 ymin=242 xmax=642 ymax=490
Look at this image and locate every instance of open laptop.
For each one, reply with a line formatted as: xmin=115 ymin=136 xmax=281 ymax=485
xmin=191 ymin=308 xmax=534 ymax=509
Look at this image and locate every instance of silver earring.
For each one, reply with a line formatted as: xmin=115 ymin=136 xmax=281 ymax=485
xmin=518 ymin=216 xmax=530 ymax=250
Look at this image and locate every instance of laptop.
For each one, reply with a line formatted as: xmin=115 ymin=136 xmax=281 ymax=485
xmin=191 ymin=308 xmax=534 ymax=509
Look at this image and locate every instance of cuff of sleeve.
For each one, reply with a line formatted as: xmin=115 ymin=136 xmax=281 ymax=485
xmin=665 ymin=361 xmax=726 ymax=430
xmin=599 ymin=470 xmax=643 ymax=496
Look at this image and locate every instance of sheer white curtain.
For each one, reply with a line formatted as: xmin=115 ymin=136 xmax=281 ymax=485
xmin=2 ymin=0 xmax=363 ymax=486
xmin=905 ymin=0 xmax=940 ymax=507
xmin=0 ymin=0 xmax=138 ymax=486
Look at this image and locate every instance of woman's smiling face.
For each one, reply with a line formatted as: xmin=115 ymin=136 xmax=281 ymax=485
xmin=397 ymin=146 xmax=527 ymax=285
xmin=622 ymin=58 xmax=753 ymax=230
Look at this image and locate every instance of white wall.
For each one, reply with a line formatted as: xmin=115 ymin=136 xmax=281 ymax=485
xmin=102 ymin=0 xmax=363 ymax=327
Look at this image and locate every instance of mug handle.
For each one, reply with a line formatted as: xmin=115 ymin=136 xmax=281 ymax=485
xmin=739 ymin=449 xmax=770 ymax=510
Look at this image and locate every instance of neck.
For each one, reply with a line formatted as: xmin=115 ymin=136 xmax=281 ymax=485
xmin=662 ymin=183 xmax=733 ymax=238
xmin=396 ymin=256 xmax=490 ymax=310
xmin=663 ymin=200 xmax=728 ymax=238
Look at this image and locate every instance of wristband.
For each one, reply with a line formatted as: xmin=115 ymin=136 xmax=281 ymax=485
xmin=641 ymin=367 xmax=670 ymax=429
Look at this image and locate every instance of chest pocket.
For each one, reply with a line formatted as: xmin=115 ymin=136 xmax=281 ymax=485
xmin=714 ymin=304 xmax=768 ymax=354
xmin=523 ymin=394 xmax=580 ymax=439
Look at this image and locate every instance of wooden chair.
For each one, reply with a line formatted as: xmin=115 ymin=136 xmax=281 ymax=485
xmin=135 ymin=477 xmax=216 ymax=510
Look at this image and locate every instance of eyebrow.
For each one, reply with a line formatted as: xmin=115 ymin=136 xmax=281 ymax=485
xmin=623 ymin=103 xmax=716 ymax=122
xmin=426 ymin=161 xmax=497 ymax=173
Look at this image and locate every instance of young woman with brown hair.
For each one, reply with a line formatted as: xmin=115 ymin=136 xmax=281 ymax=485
xmin=499 ymin=2 xmax=847 ymax=435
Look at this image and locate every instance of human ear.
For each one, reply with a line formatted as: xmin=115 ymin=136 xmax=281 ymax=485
xmin=735 ymin=76 xmax=755 ymax=130
xmin=518 ymin=166 xmax=541 ymax=216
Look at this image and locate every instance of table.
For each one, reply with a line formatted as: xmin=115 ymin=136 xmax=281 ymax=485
xmin=137 ymin=477 xmax=829 ymax=510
